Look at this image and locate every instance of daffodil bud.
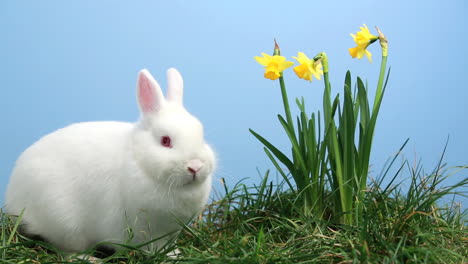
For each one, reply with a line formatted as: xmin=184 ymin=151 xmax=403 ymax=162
xmin=273 ymin=39 xmax=281 ymax=56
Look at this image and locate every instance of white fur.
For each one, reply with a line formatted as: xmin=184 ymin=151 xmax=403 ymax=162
xmin=4 ymin=68 xmax=215 ymax=254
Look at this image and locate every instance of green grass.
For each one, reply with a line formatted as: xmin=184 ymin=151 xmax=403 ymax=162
xmin=1 ymin=153 xmax=467 ymax=263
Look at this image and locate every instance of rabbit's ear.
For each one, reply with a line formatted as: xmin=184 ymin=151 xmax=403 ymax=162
xmin=166 ymin=68 xmax=184 ymax=105
xmin=137 ymin=69 xmax=165 ymax=113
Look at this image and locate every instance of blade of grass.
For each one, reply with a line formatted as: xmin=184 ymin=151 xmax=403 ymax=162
xmin=7 ymin=209 xmax=24 ymax=246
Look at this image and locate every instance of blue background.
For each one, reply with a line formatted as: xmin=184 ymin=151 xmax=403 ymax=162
xmin=1 ymin=1 xmax=467 ymax=207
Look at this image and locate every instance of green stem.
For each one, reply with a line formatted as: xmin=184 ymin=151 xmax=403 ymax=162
xmin=372 ymin=55 xmax=388 ymax=114
xmin=279 ymin=75 xmax=294 ymax=127
xmin=357 ymin=54 xmax=388 ymax=227
xmin=360 ymin=54 xmax=388 ymax=193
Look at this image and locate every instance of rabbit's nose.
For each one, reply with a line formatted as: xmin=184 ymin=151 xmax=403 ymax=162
xmin=187 ymin=159 xmax=204 ymax=178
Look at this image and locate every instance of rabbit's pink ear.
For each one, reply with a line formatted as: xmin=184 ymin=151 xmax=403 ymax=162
xmin=166 ymin=68 xmax=184 ymax=105
xmin=137 ymin=69 xmax=165 ymax=113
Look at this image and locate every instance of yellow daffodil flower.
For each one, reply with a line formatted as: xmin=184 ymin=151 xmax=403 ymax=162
xmin=349 ymin=24 xmax=378 ymax=62
xmin=292 ymin=52 xmax=323 ymax=81
xmin=254 ymin=53 xmax=294 ymax=80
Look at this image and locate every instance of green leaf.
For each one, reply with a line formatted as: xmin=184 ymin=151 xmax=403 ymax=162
xmin=342 ymin=82 xmax=356 ymax=214
xmin=277 ymin=115 xmax=308 ymax=184
xmin=297 ymin=115 xmax=306 ymax=159
xmin=308 ymin=115 xmax=317 ymax=167
xmin=249 ymin=129 xmax=295 ymax=173
xmin=296 ymin=97 xmax=305 ymax=112
xmin=263 ymin=148 xmax=296 ymax=193
xmin=357 ymin=77 xmax=370 ymax=129
xmin=344 ymin=70 xmax=352 ymax=91
xmin=331 ymin=94 xmax=340 ymax=118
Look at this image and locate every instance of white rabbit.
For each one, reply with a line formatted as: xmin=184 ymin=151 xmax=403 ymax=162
xmin=4 ymin=68 xmax=215 ymax=255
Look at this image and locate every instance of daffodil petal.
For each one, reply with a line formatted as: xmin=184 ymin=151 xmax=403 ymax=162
xmin=254 ymin=56 xmax=268 ymax=66
xmin=282 ymin=61 xmax=295 ymax=70
xmin=365 ymin=50 xmax=372 ymax=63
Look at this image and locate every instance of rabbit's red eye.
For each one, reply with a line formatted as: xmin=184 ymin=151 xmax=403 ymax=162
xmin=161 ymin=136 xmax=172 ymax=148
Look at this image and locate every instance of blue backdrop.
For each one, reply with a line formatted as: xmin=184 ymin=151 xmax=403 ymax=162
xmin=1 ymin=1 xmax=467 ymax=207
